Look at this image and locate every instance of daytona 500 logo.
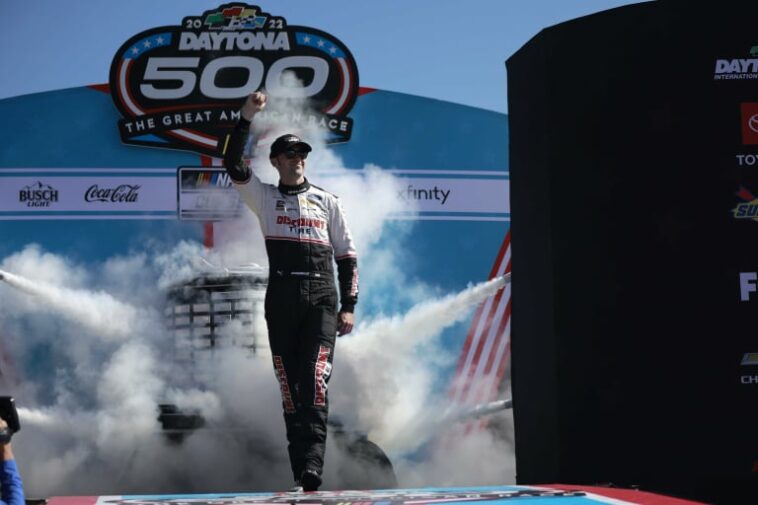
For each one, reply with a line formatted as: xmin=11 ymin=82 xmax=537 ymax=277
xmin=108 ymin=3 xmax=359 ymax=157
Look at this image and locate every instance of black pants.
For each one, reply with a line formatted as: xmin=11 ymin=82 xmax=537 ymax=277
xmin=265 ymin=276 xmax=337 ymax=480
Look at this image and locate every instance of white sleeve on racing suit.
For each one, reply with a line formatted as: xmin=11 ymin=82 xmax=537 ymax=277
xmin=233 ymin=167 xmax=266 ymax=218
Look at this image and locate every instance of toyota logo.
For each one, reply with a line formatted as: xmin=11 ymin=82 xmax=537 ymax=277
xmin=749 ymin=114 xmax=758 ymax=133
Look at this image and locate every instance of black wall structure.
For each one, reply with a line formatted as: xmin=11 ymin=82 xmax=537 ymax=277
xmin=507 ymin=1 xmax=758 ymax=503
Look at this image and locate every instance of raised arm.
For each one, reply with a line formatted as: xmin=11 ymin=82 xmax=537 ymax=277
xmin=223 ymin=92 xmax=268 ymax=216
xmin=223 ymin=91 xmax=267 ymax=183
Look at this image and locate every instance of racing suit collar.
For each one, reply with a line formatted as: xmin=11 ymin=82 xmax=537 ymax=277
xmin=278 ymin=178 xmax=311 ymax=195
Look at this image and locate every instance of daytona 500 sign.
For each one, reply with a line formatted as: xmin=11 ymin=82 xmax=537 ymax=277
xmin=108 ymin=3 xmax=359 ymax=157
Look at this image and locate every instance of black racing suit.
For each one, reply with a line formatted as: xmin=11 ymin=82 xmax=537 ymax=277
xmin=223 ymin=118 xmax=358 ymax=482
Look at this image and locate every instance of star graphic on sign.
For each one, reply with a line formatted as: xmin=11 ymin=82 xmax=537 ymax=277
xmin=156 ymin=36 xmax=165 ymax=45
xmin=329 ymin=46 xmax=337 ymax=54
xmin=303 ymin=35 xmax=311 ymax=43
xmin=130 ymin=46 xmax=139 ymax=55
xmin=143 ymin=39 xmax=152 ymax=48
xmin=317 ymin=39 xmax=325 ymax=47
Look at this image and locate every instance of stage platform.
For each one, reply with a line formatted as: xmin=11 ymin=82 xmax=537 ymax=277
xmin=45 ymin=485 xmax=704 ymax=505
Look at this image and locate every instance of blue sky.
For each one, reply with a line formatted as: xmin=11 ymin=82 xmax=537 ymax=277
xmin=1 ymin=0 xmax=642 ymax=113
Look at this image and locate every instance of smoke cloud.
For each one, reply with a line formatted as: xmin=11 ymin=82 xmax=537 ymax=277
xmin=332 ymin=277 xmax=507 ymax=449
xmin=0 ymin=81 xmax=514 ymax=496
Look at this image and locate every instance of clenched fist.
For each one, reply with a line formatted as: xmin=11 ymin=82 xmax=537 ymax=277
xmin=241 ymin=91 xmax=267 ymax=121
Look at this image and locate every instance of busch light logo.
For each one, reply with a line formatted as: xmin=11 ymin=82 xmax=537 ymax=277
xmin=84 ymin=184 xmax=141 ymax=203
xmin=19 ymin=181 xmax=58 ymax=208
xmin=109 ymin=3 xmax=359 ymax=157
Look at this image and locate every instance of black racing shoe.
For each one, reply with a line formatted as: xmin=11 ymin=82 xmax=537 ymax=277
xmin=300 ymin=469 xmax=322 ymax=492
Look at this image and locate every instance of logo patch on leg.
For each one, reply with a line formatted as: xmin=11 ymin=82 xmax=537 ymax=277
xmin=314 ymin=346 xmax=331 ymax=406
xmin=273 ymin=355 xmax=296 ymax=413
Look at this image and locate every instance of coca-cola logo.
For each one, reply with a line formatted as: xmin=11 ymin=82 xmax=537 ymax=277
xmin=84 ymin=184 xmax=141 ymax=203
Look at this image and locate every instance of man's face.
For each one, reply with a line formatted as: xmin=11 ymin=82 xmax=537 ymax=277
xmin=271 ymin=148 xmax=308 ymax=183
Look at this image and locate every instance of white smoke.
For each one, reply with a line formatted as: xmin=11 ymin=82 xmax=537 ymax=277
xmin=333 ymin=276 xmax=509 ymax=453
xmin=0 ymin=252 xmax=295 ymax=495
xmin=396 ymin=419 xmax=516 ymax=488
xmin=0 ymin=80 xmax=515 ymax=495
xmin=325 ymin=274 xmax=516 ymax=489
xmin=0 ymin=267 xmax=142 ymax=341
xmin=0 ymin=245 xmax=144 ymax=341
xmin=0 ymin=247 xmax=513 ymax=494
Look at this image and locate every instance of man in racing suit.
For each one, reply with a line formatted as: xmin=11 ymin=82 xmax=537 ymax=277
xmin=223 ymin=92 xmax=358 ymax=492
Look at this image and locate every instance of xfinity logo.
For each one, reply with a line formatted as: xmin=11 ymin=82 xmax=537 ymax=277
xmin=740 ymin=272 xmax=757 ymax=301
xmin=398 ymin=184 xmax=451 ymax=205
xmin=19 ymin=181 xmax=58 ymax=208
xmin=84 ymin=184 xmax=140 ymax=203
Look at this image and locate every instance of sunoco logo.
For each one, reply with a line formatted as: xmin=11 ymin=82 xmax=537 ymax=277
xmin=84 ymin=184 xmax=141 ymax=203
xmin=19 ymin=181 xmax=58 ymax=208
xmin=732 ymin=186 xmax=758 ymax=222
xmin=109 ymin=3 xmax=359 ymax=157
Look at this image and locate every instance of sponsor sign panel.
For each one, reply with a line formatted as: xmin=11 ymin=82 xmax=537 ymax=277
xmin=178 ymin=168 xmax=510 ymax=222
xmin=1 ymin=169 xmax=508 ymax=222
xmin=177 ymin=167 xmax=240 ymax=220
xmin=391 ymin=174 xmax=510 ymax=220
xmin=109 ymin=3 xmax=359 ymax=157
xmin=0 ymin=171 xmax=176 ymax=219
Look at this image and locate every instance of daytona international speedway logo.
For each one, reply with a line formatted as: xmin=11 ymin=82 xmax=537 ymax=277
xmin=108 ymin=3 xmax=359 ymax=157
